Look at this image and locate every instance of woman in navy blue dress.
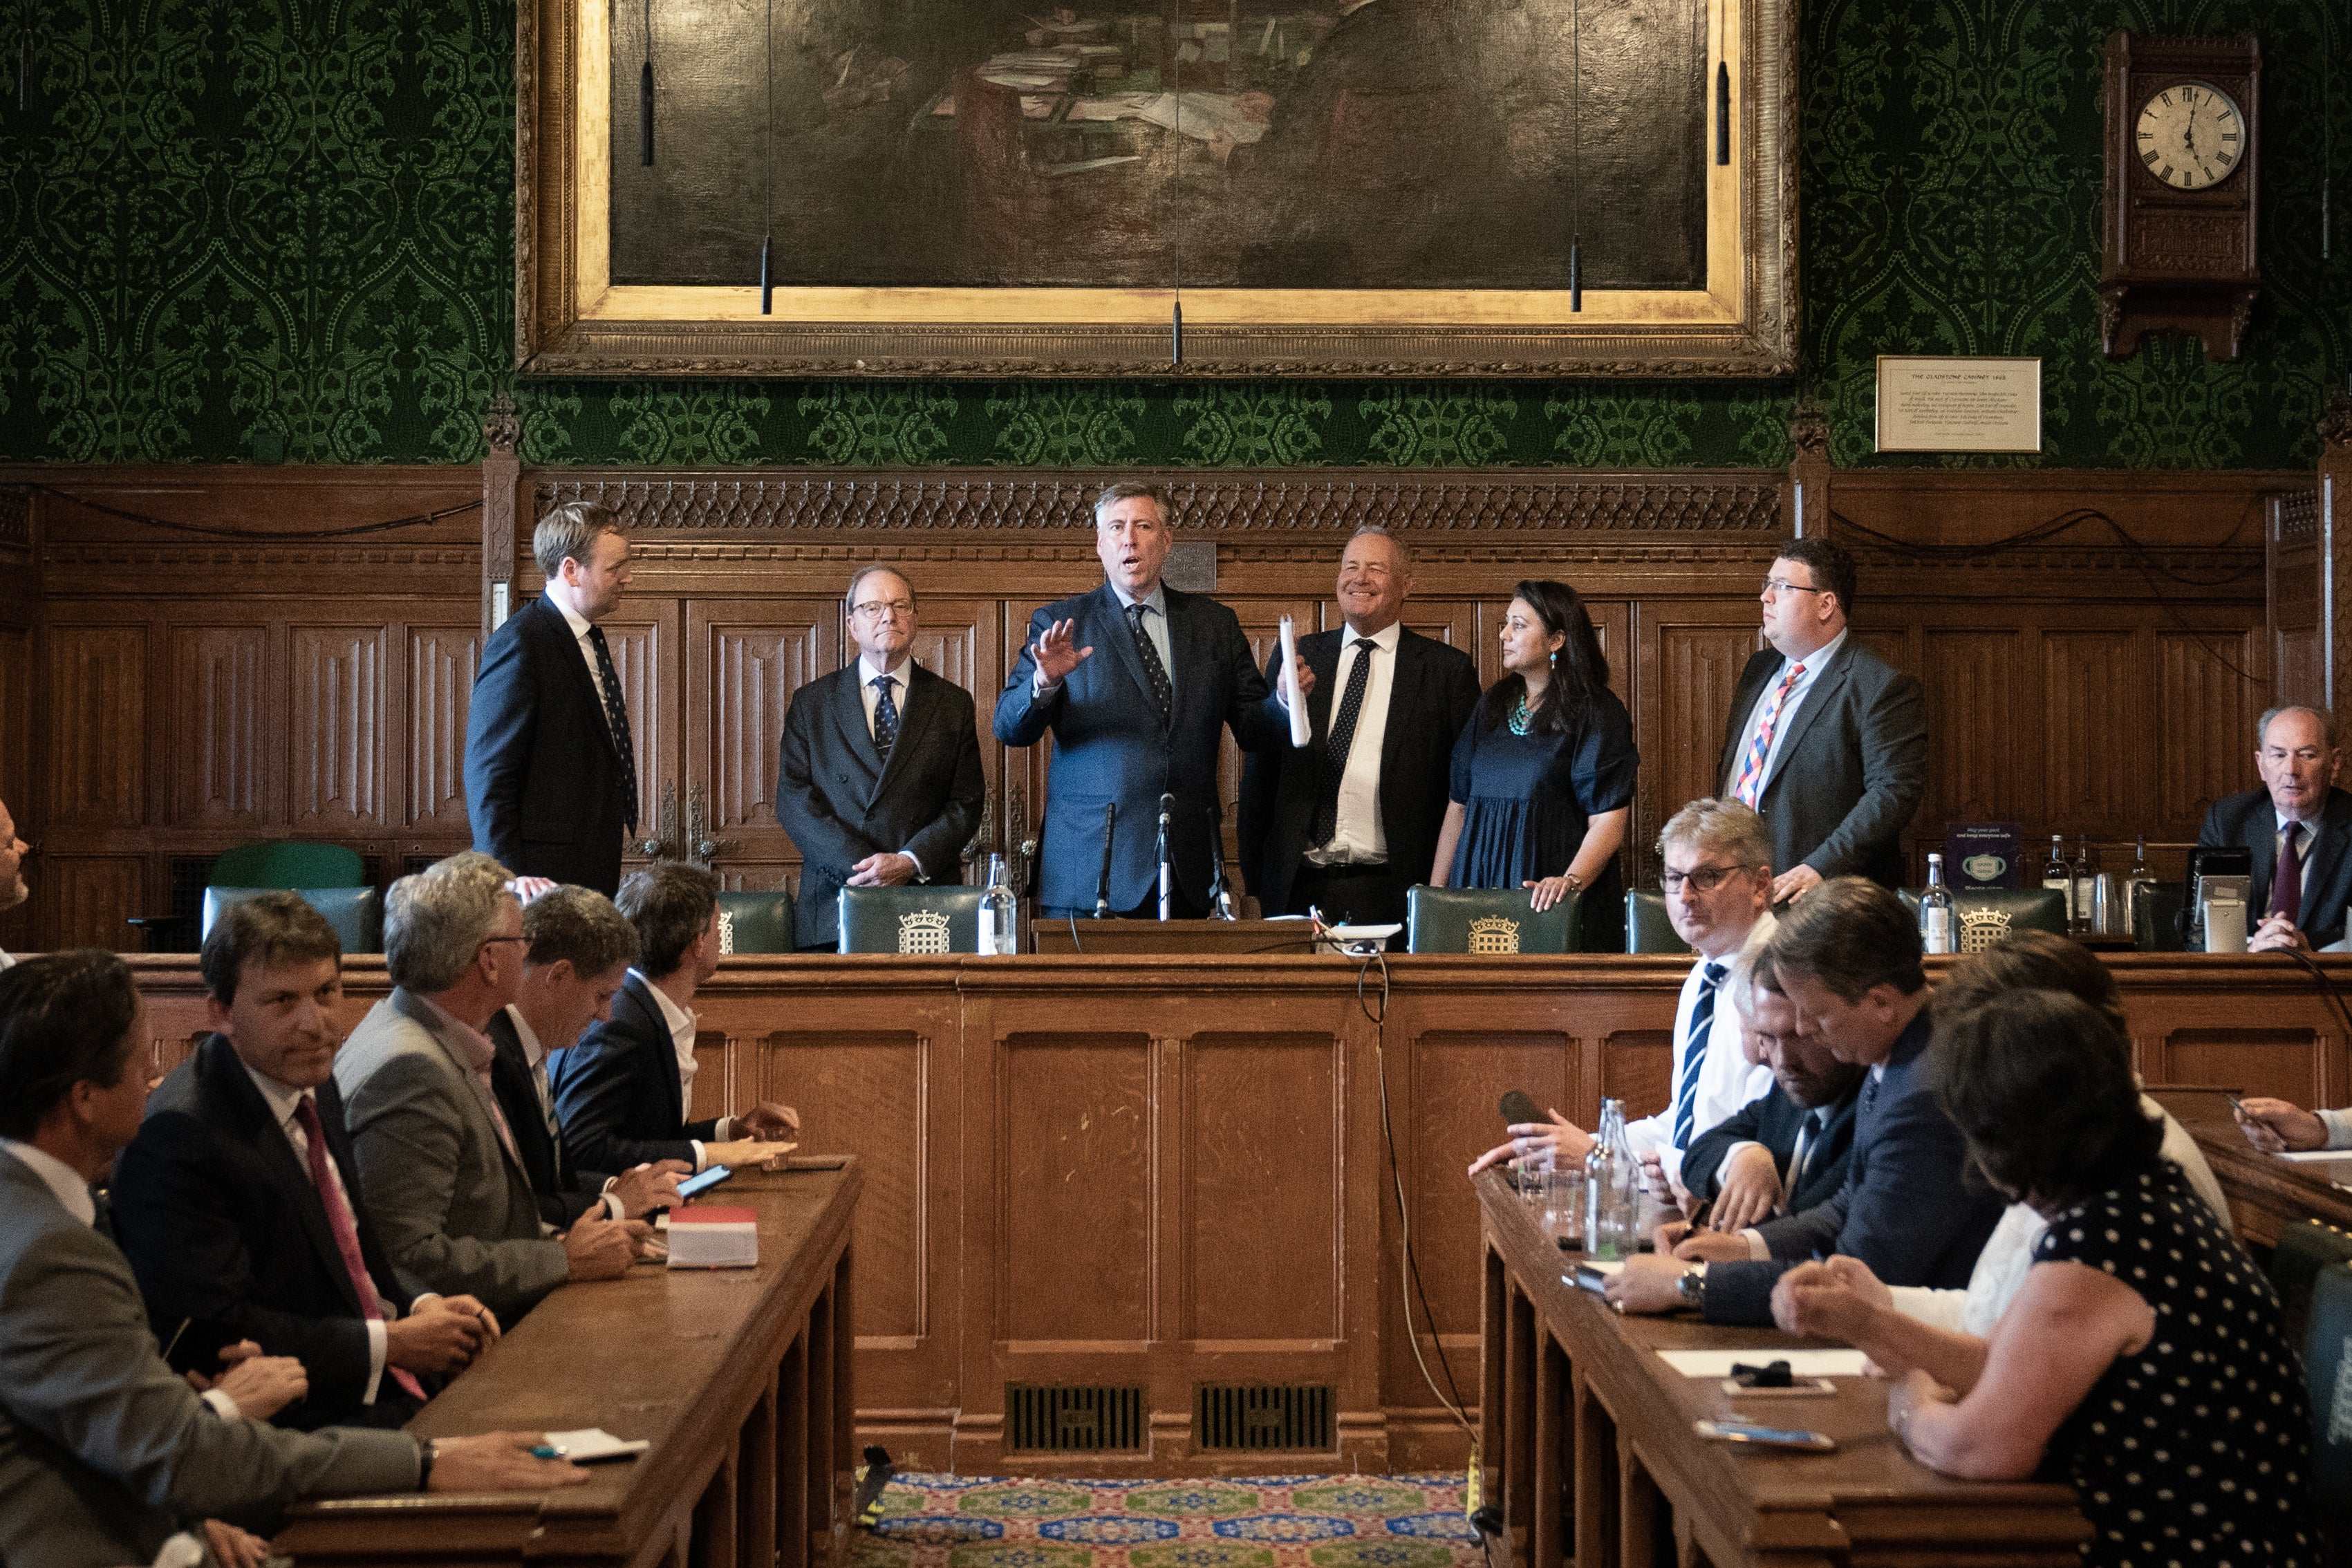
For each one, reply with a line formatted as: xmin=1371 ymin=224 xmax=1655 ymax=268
xmin=1428 ymin=580 xmax=1636 ymax=952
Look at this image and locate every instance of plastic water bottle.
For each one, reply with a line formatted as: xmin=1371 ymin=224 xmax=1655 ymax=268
xmin=978 ymin=854 xmax=1018 ymax=955
xmin=1583 ymin=1099 xmax=1639 ymax=1260
xmin=1919 ymin=852 xmax=1955 ymax=954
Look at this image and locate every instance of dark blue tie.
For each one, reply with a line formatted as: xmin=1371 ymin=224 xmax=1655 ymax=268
xmin=870 ymin=675 xmax=900 ymax=760
xmin=1127 ymin=603 xmax=1173 ymax=728
xmin=1673 ymin=962 xmax=1727 ymax=1148
xmin=585 ymin=625 xmax=639 ymax=834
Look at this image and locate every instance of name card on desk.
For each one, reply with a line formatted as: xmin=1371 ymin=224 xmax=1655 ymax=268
xmin=668 ymin=1206 xmax=760 ymax=1269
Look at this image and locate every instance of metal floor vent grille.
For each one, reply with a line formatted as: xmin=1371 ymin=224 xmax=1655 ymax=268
xmin=1005 ymin=1385 xmax=1144 ymax=1453
xmin=1195 ymin=1383 xmax=1335 ymax=1451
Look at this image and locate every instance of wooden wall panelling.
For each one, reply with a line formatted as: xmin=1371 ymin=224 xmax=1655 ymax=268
xmin=596 ymin=606 xmax=682 ymax=868
xmin=1632 ymin=607 xmax=1761 ymax=888
xmin=901 ymin=597 xmax=1002 ymax=868
xmin=0 ymin=599 xmax=30 ymax=953
xmin=39 ymin=855 xmax=147 ymax=951
xmin=2157 ymin=627 xmax=2266 ymax=828
xmin=45 ymin=621 xmax=148 ymax=830
xmin=407 ymin=622 xmax=480 ymax=833
xmin=684 ymin=599 xmax=839 ymax=886
xmin=2268 ymin=490 xmax=2320 ymax=710
xmin=290 ymin=624 xmax=391 ymax=831
xmin=171 ymin=624 xmax=274 ymax=830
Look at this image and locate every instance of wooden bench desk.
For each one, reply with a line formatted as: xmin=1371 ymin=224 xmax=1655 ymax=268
xmin=2186 ymin=1126 xmax=2352 ymax=1248
xmin=1475 ymin=1170 xmax=2089 ymax=1568
xmin=273 ymin=1160 xmax=861 ymax=1568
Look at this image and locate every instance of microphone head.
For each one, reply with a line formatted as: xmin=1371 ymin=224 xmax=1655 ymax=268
xmin=1159 ymin=793 xmax=1175 ymax=810
xmin=1498 ymin=1090 xmax=1541 ymax=1126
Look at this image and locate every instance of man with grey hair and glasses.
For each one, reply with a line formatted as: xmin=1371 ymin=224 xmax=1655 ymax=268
xmin=776 ymin=563 xmax=986 ymax=950
xmin=2196 ymin=703 xmax=2352 ymax=954
xmin=335 ymin=854 xmax=644 ymax=1323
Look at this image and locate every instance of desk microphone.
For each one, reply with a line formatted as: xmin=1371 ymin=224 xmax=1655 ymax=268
xmin=1093 ymin=802 xmax=1117 ymax=918
xmin=1157 ymin=793 xmax=1174 ymax=922
xmin=1207 ymin=812 xmax=1238 ymax=920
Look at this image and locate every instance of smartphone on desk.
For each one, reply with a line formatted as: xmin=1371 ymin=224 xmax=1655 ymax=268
xmin=1693 ymin=1419 xmax=1836 ymax=1452
xmin=675 ymin=1164 xmax=731 ymax=1201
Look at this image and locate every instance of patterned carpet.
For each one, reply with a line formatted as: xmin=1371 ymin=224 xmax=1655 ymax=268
xmin=857 ymin=1473 xmax=1487 ymax=1568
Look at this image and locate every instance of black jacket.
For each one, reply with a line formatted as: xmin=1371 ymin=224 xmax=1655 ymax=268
xmin=111 ymin=1035 xmax=422 ymax=1430
xmin=548 ymin=973 xmax=718 ymax=1172
xmin=1716 ymin=636 xmax=1926 ymax=890
xmin=487 ymin=1007 xmax=615 ymax=1229
xmin=776 ymin=660 xmax=987 ymax=948
xmin=2196 ymin=785 xmax=2352 ymax=949
xmin=1679 ymin=1075 xmax=1862 ymax=1220
xmin=1238 ymin=624 xmax=1480 ymax=915
xmin=464 ymin=595 xmax=635 ymax=894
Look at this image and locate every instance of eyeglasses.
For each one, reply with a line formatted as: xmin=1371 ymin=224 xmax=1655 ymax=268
xmin=851 ymin=599 xmax=915 ymax=620
xmin=1660 ymin=863 xmax=1757 ymax=894
xmin=1762 ymin=577 xmax=1825 ymax=597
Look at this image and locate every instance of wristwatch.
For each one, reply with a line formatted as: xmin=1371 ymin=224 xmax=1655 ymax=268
xmin=1674 ymin=1263 xmax=1706 ymax=1312
xmin=1560 ymin=872 xmax=1585 ymax=893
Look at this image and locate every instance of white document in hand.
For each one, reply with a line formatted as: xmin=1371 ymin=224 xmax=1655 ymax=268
xmin=1278 ymin=616 xmax=1309 ymax=747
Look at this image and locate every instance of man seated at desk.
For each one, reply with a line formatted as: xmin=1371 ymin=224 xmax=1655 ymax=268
xmin=1669 ymin=950 xmax=1864 ymax=1238
xmin=0 ymin=951 xmax=582 ymax=1568
xmin=2196 ymin=704 xmax=2352 ymax=953
xmin=1468 ymin=798 xmax=1774 ymax=1193
xmin=112 ymin=893 xmax=497 ymax=1432
xmin=551 ymin=861 xmax=798 ymax=1175
xmin=2234 ymin=1093 xmax=2352 ymax=1153
xmin=490 ymin=884 xmax=687 ymax=1229
xmin=334 ymin=854 xmax=646 ymax=1323
xmin=1606 ymin=878 xmax=2004 ymax=1324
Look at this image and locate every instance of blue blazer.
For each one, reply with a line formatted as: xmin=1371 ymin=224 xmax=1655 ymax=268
xmin=111 ymin=1036 xmax=420 ymax=1430
xmin=549 ymin=973 xmax=719 ymax=1173
xmin=1700 ymin=1009 xmax=2004 ymax=1327
xmin=994 ymin=583 xmax=1289 ymax=913
xmin=464 ymin=596 xmax=635 ymax=895
xmin=2196 ymin=785 xmax=2352 ymax=949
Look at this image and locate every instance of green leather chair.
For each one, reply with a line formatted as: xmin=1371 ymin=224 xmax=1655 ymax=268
xmin=1405 ymin=886 xmax=1580 ymax=955
xmin=211 ymin=841 xmax=364 ymax=888
xmin=2134 ymin=882 xmax=2187 ymax=951
xmin=1896 ymin=886 xmax=2068 ymax=953
xmin=715 ymin=890 xmax=796 ymax=955
xmin=1623 ymin=890 xmax=1692 ymax=955
xmin=2304 ymin=1261 xmax=2352 ymax=1556
xmin=2270 ymin=1219 xmax=2352 ymax=1351
xmin=200 ymin=886 xmax=384 ymax=955
xmin=837 ymin=885 xmax=986 ymax=955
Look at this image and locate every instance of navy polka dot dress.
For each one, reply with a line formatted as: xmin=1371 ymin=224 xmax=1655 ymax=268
xmin=2035 ymin=1163 xmax=2315 ymax=1567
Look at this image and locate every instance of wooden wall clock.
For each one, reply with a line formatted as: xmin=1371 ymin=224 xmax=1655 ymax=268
xmin=2101 ymin=32 xmax=2261 ymax=360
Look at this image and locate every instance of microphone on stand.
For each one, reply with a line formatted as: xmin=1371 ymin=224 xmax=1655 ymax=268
xmin=1156 ymin=793 xmax=1174 ymax=922
xmin=1207 ymin=810 xmax=1238 ymax=921
xmin=1093 ymin=803 xmax=1117 ymax=918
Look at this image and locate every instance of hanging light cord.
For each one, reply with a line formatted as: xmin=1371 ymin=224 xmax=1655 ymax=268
xmin=758 ymin=0 xmax=775 ymax=312
xmin=1569 ymin=0 xmax=1583 ymax=310
xmin=1168 ymin=0 xmax=1184 ymax=362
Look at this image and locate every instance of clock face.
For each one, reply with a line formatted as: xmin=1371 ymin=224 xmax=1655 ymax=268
xmin=2134 ymin=80 xmax=2245 ymax=192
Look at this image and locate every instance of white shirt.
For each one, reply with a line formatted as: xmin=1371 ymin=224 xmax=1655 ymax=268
xmin=1728 ymin=628 xmax=1848 ymax=795
xmin=1623 ymin=952 xmax=1771 ymax=1191
xmin=2322 ymin=1107 xmax=2352 ymax=1148
xmin=629 ymin=971 xmax=732 ymax=1168
xmin=552 ymin=595 xmax=621 ymax=746
xmin=1887 ymin=1101 xmax=2232 ymax=1336
xmin=1305 ymin=622 xmax=1400 ymax=866
xmin=1 ymin=1140 xmax=245 ymax=1422
xmin=239 ymin=1063 xmax=398 ymax=1403
xmin=501 ymin=1006 xmax=626 ymax=1220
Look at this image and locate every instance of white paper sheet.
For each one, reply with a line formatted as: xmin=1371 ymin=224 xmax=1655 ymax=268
xmin=1278 ymin=616 xmax=1309 ymax=747
xmin=2273 ymin=1148 xmax=2352 ymax=1163
xmin=1655 ymin=1348 xmax=1869 ymax=1379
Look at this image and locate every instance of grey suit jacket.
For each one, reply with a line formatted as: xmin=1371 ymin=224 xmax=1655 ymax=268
xmin=333 ymin=988 xmax=570 ymax=1320
xmin=0 ymin=1151 xmax=416 ymax=1567
xmin=1717 ymin=636 xmax=1926 ymax=890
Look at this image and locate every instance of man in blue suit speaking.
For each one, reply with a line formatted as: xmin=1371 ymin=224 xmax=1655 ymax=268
xmin=996 ymin=483 xmax=1311 ymax=918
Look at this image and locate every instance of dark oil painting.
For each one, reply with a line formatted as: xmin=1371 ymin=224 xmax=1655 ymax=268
xmin=610 ymin=0 xmax=1710 ymax=294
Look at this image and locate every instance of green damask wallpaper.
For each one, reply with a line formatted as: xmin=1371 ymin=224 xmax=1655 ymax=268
xmin=1 ymin=0 xmax=2344 ymax=469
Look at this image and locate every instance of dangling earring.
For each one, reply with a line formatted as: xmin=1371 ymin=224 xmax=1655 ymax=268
xmin=1549 ymin=649 xmax=1558 ymax=667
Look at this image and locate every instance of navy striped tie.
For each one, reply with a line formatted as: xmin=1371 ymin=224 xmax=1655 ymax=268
xmin=1673 ymin=962 xmax=1728 ymax=1148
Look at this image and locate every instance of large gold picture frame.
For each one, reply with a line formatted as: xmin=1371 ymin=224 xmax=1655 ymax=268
xmin=515 ymin=0 xmax=1798 ymax=378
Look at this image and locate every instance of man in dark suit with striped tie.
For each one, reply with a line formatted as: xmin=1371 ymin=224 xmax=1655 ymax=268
xmin=465 ymin=502 xmax=641 ymax=896
xmin=775 ymin=566 xmax=987 ymax=951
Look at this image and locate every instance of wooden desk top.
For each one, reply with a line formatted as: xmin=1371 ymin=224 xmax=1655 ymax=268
xmin=273 ymin=1161 xmax=861 ymax=1560
xmin=1476 ymin=1171 xmax=2089 ymax=1566
xmin=1029 ymin=917 xmax=1334 ymax=955
xmin=2187 ymin=1124 xmax=2352 ymax=1248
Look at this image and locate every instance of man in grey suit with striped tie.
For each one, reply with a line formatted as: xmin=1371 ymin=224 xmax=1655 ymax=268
xmin=1469 ymin=798 xmax=1775 ymax=1193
